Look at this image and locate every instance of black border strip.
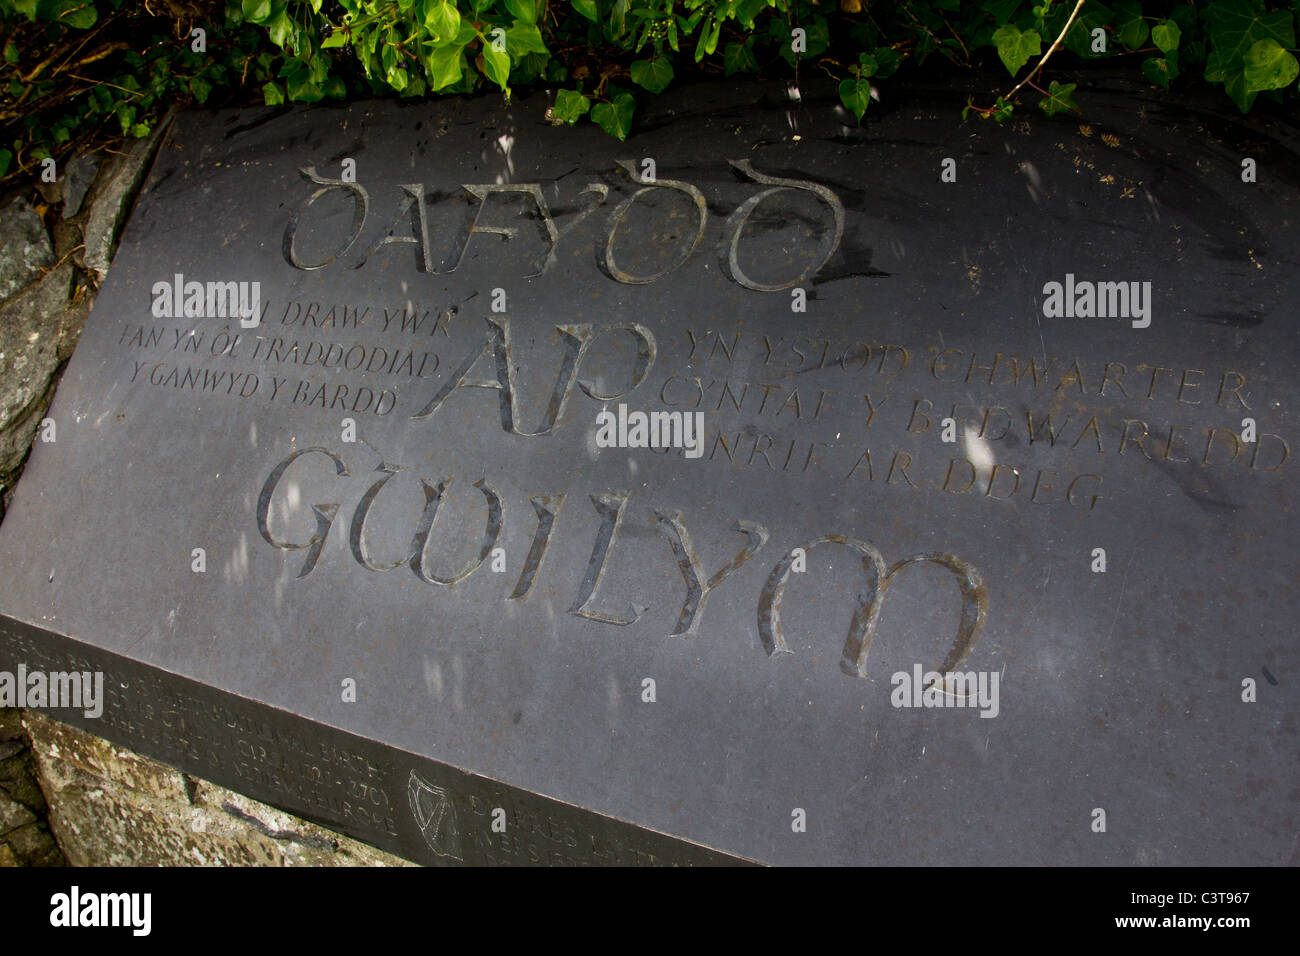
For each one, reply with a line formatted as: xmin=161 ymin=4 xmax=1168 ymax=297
xmin=0 ymin=615 xmax=751 ymax=866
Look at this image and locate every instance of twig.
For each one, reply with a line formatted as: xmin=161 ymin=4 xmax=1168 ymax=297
xmin=67 ymin=74 xmax=140 ymax=96
xmin=1005 ymin=0 xmax=1086 ymax=101
xmin=938 ymin=11 xmax=970 ymax=64
xmin=902 ymin=0 xmax=951 ymax=63
xmin=18 ymin=13 xmax=115 ymax=83
xmin=41 ymin=244 xmax=87 ymax=277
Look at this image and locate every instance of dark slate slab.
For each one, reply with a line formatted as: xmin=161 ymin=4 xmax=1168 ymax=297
xmin=1 ymin=77 xmax=1297 ymax=866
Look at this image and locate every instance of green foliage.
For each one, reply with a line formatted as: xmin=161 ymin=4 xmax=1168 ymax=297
xmin=1209 ymin=0 xmax=1298 ymax=109
xmin=2 ymin=0 xmax=1298 ymax=187
xmin=1243 ymin=37 xmax=1299 ymax=91
xmin=1 ymin=1 xmax=267 ymax=186
xmin=591 ymin=89 xmax=634 ymax=139
xmin=550 ymin=87 xmax=589 ymax=122
xmin=1151 ymin=19 xmax=1181 ymax=55
xmin=993 ymin=22 xmax=1042 ymax=74
xmin=1112 ymin=0 xmax=1150 ymax=50
xmin=1037 ymin=79 xmax=1078 ymax=115
xmin=630 ymin=55 xmax=672 ymax=93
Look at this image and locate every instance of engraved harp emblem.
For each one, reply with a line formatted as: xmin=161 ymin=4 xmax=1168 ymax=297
xmin=407 ymin=770 xmax=463 ymax=861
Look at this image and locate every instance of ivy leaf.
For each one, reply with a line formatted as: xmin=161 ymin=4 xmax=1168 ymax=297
xmin=285 ymin=63 xmax=326 ymax=102
xmin=1204 ymin=0 xmax=1295 ymax=66
xmin=630 ymin=56 xmax=673 ymax=94
xmin=591 ymin=92 xmax=635 ymax=140
xmin=242 ymin=0 xmax=272 ymax=23
xmin=455 ymin=21 xmax=478 ymax=45
xmin=505 ymin=0 xmax=536 ymax=24
xmin=551 ymin=89 xmax=590 ymax=124
xmin=427 ymin=44 xmax=464 ymax=89
xmin=1205 ymin=47 xmax=1256 ymax=109
xmin=872 ymin=47 xmax=902 ymax=79
xmin=610 ymin=0 xmax=629 ymax=38
xmin=992 ymin=24 xmax=1042 ymax=75
xmin=0 ymin=149 xmax=10 ymax=178
xmin=1203 ymin=0 xmax=1296 ymax=111
xmin=424 ymin=0 xmax=460 ymax=42
xmin=1112 ymin=0 xmax=1149 ymax=49
xmin=506 ymin=22 xmax=548 ymax=61
xmin=266 ymin=9 xmax=294 ymax=49
xmin=1151 ymin=20 xmax=1181 ymax=54
xmin=1243 ymin=37 xmax=1299 ymax=93
xmin=571 ymin=0 xmax=598 ymax=22
xmin=723 ymin=40 xmax=759 ymax=76
xmin=47 ymin=0 xmax=97 ymax=29
xmin=735 ymin=0 xmax=766 ymax=29
xmin=481 ymin=42 xmax=511 ymax=91
xmin=189 ymin=77 xmax=213 ymax=104
xmin=321 ymin=30 xmax=350 ymax=49
xmin=1062 ymin=1 xmax=1115 ymax=58
xmin=1141 ymin=52 xmax=1180 ymax=87
xmin=1038 ymin=79 xmax=1079 ymax=115
xmin=838 ymin=76 xmax=871 ymax=122
xmin=262 ymin=81 xmax=285 ymax=105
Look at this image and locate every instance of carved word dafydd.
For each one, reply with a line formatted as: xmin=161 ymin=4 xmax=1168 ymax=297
xmin=282 ymin=160 xmax=845 ymax=292
xmin=256 ymin=447 xmax=988 ymax=680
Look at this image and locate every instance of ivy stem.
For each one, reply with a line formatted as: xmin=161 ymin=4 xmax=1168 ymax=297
xmin=1005 ymin=0 xmax=1086 ymax=102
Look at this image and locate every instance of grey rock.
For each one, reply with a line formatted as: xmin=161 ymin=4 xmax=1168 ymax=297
xmin=24 ymin=713 xmax=405 ymax=866
xmin=2 ymin=821 xmax=61 ymax=866
xmin=0 ymin=200 xmax=54 ymax=304
xmin=0 ymin=264 xmax=73 ymax=476
xmin=83 ymin=118 xmax=170 ymax=279
xmin=62 ymin=153 xmax=100 ymax=218
xmin=0 ymin=756 xmax=46 ymax=816
xmin=0 ymin=708 xmax=22 ymax=743
xmin=0 ymin=790 xmax=35 ymax=834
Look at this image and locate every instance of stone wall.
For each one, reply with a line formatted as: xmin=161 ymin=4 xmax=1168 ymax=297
xmin=23 ymin=712 xmax=410 ymax=866
xmin=0 ymin=122 xmax=405 ymax=867
xmin=0 ymin=708 xmax=63 ymax=866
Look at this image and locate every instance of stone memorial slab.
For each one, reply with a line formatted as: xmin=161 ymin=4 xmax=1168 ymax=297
xmin=0 ymin=79 xmax=1296 ymax=865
